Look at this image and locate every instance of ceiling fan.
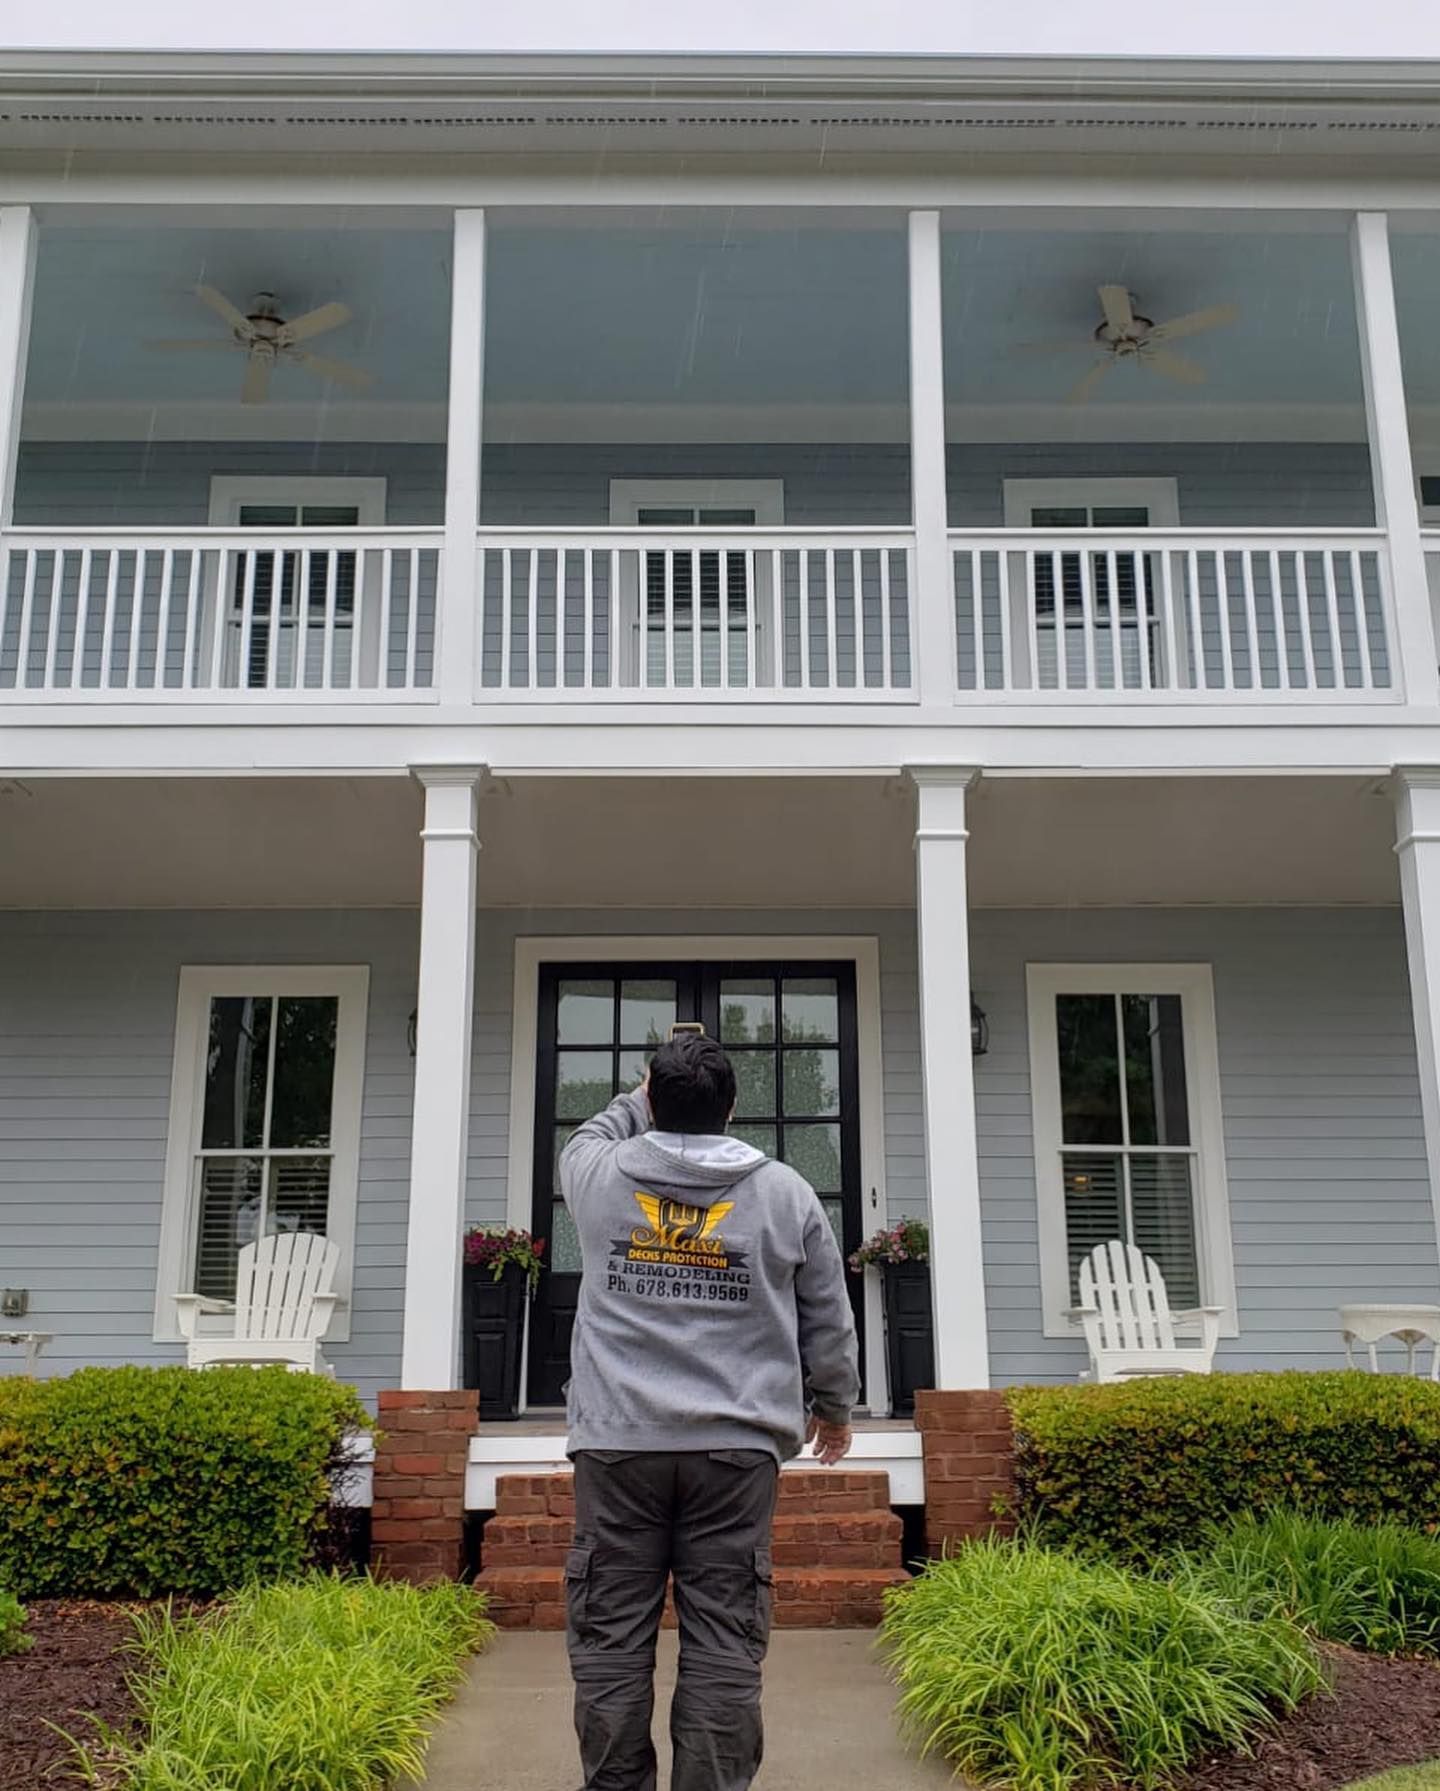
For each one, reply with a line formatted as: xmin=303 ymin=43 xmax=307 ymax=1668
xmin=1026 ymin=285 xmax=1239 ymax=403
xmin=149 ymin=286 xmax=374 ymax=405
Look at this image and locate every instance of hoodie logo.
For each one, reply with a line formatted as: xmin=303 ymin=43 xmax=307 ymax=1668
xmin=630 ymin=1193 xmax=734 ymax=1254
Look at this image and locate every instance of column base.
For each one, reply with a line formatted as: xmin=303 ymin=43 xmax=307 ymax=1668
xmin=371 ymin=1389 xmax=478 ymax=1584
xmin=915 ymin=1388 xmax=1017 ymax=1557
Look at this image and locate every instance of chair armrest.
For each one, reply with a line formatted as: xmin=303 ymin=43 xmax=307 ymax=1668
xmin=308 ymin=1292 xmax=342 ymax=1337
xmin=174 ymin=1294 xmax=234 ymax=1340
xmin=1065 ymin=1305 xmax=1100 ymax=1321
xmin=1172 ymin=1307 xmax=1224 ymax=1351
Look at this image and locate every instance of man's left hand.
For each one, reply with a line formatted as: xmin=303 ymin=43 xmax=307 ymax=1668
xmin=805 ymin=1416 xmax=853 ymax=1466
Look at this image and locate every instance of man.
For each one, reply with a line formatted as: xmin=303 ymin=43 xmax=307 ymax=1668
xmin=558 ymin=1029 xmax=860 ymax=1791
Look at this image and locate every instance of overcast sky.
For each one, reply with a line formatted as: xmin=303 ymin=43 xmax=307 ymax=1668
xmin=4 ymin=0 xmax=1440 ymax=59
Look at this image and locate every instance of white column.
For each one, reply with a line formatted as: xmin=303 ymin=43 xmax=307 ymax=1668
xmin=438 ymin=210 xmax=486 ymax=708
xmin=0 ymin=206 xmax=37 ymax=529
xmin=1395 ymin=768 xmax=1440 ymax=1255
xmin=401 ymin=765 xmax=485 ymax=1389
xmin=1352 ymin=213 xmax=1439 ymax=708
xmin=910 ymin=765 xmax=989 ymax=1387
xmin=908 ymin=211 xmax=954 ymax=709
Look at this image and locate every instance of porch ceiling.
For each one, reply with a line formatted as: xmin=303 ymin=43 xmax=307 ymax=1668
xmin=0 ymin=772 xmax=1403 ymax=911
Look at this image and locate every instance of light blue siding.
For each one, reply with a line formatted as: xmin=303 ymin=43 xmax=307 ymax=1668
xmin=971 ymin=907 xmax=1437 ymax=1383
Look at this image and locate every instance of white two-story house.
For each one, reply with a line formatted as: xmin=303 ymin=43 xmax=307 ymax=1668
xmin=6 ymin=46 xmax=1440 ymax=1478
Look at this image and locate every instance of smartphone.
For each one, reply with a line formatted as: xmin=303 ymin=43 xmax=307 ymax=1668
xmin=668 ymin=1022 xmax=706 ymax=1039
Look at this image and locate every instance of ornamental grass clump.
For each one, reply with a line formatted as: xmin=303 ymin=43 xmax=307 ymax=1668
xmin=1180 ymin=1511 xmax=1440 ymax=1657
xmin=882 ymin=1538 xmax=1320 ymax=1791
xmin=84 ymin=1573 xmax=493 ymax=1791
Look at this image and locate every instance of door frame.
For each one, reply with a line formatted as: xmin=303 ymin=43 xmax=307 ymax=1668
xmin=505 ymin=934 xmax=890 ymax=1415
xmin=207 ymin=475 xmax=388 ymax=525
xmin=1001 ymin=476 xmax=1180 ymax=528
xmin=607 ymin=479 xmax=786 ymax=525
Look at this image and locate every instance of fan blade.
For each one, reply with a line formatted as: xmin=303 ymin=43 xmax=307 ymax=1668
xmin=279 ymin=301 xmax=351 ymax=346
xmin=241 ymin=355 xmax=272 ymax=406
xmin=195 ymin=284 xmax=253 ymax=335
xmin=1149 ymin=302 xmax=1240 ymax=344
xmin=290 ymin=351 xmax=372 ymax=390
xmin=146 ymin=339 xmax=242 ymax=353
xmin=1146 ymin=347 xmax=1207 ymax=387
xmin=1098 ymin=284 xmax=1137 ymax=336
xmin=1067 ymin=357 xmax=1115 ymax=404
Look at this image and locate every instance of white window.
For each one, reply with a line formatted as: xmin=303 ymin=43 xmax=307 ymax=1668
xmin=154 ymin=967 xmax=369 ymax=1341
xmin=1026 ymin=964 xmax=1236 ymax=1340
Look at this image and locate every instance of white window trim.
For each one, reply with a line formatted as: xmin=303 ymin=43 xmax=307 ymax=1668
xmin=607 ymin=479 xmax=786 ymax=525
xmin=504 ymin=935 xmax=887 ymax=1413
xmin=207 ymin=476 xmax=388 ymax=526
xmin=1026 ymin=962 xmax=1237 ymax=1342
xmin=153 ymin=965 xmax=371 ymax=1344
xmin=1002 ymin=477 xmax=1181 ymax=528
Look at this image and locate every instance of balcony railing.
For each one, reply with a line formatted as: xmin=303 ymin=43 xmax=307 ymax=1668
xmin=950 ymin=530 xmax=1397 ymax=700
xmin=476 ymin=529 xmax=915 ymax=700
xmin=0 ymin=530 xmax=440 ymax=698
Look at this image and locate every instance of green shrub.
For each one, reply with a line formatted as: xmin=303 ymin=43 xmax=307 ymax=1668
xmin=0 ymin=1366 xmax=370 ymax=1598
xmin=1181 ymin=1511 xmax=1440 ymax=1656
xmin=0 ymin=1587 xmax=28 ymax=1656
xmin=1009 ymin=1372 xmax=1440 ymax=1559
xmin=883 ymin=1538 xmax=1320 ymax=1791
xmin=82 ymin=1573 xmax=492 ymax=1791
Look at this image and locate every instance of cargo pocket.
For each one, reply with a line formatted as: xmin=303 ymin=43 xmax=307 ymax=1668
xmin=565 ymin=1545 xmax=593 ymax=1642
xmin=751 ymin=1547 xmax=774 ymax=1646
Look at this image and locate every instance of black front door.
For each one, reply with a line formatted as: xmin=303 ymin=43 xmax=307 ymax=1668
xmin=528 ymin=958 xmax=864 ymax=1409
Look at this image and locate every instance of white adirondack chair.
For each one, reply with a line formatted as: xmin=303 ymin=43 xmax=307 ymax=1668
xmin=1072 ymin=1239 xmax=1222 ymax=1383
xmin=175 ymin=1231 xmax=341 ymax=1373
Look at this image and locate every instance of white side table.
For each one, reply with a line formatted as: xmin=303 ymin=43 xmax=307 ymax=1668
xmin=1339 ymin=1304 xmax=1440 ymax=1377
xmin=0 ymin=1330 xmax=51 ymax=1375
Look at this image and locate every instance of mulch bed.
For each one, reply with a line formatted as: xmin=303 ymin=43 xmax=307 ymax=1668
xmin=1178 ymin=1645 xmax=1440 ymax=1791
xmin=0 ymin=1601 xmax=140 ymax=1790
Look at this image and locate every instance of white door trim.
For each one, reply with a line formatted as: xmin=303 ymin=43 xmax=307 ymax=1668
xmin=505 ymin=933 xmax=889 ymax=1413
xmin=1025 ymin=960 xmax=1237 ymax=1342
xmin=1001 ymin=476 xmax=1181 ymax=528
xmin=207 ymin=475 xmax=388 ymax=525
xmin=607 ymin=479 xmax=786 ymax=525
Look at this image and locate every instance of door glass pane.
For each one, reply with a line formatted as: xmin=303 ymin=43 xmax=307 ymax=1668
xmin=268 ymin=997 xmax=338 ymax=1149
xmin=731 ymin=1123 xmax=776 ymax=1159
xmin=555 ymin=1050 xmax=615 ymax=1120
xmin=193 ymin=1155 xmax=264 ymax=1298
xmin=1062 ymin=1153 xmax=1124 ymax=1303
xmin=782 ymin=977 xmax=839 ymax=1044
xmin=1031 ymin=506 xmax=1087 ymax=527
xmin=558 ymin=980 xmax=614 ymax=1046
xmin=719 ymin=979 xmax=776 ymax=1045
xmin=698 ymin=507 xmax=758 ymax=525
xmin=553 ymin=1125 xmax=577 ymax=1179
xmin=1056 ymin=994 xmax=1123 ymax=1145
xmin=269 ymin=1156 xmax=331 ymax=1235
xmin=1130 ymin=1155 xmax=1201 ymax=1308
xmin=731 ymin=1050 xmax=776 ymax=1121
xmin=617 ymin=1048 xmax=652 ymax=1092
xmin=1091 ymin=506 xmax=1149 ymax=528
xmin=237 ymin=504 xmax=300 ymax=527
xmin=783 ymin=1123 xmax=842 ymax=1194
xmin=550 ymin=1199 xmax=583 ymax=1273
xmin=637 ymin=507 xmax=696 ymax=526
xmin=202 ymin=996 xmax=272 ymax=1150
xmin=1122 ymin=994 xmax=1191 ymax=1147
xmin=619 ymin=980 xmax=677 ymax=1046
xmin=783 ymin=1047 xmax=840 ymax=1118
xmin=820 ymin=1197 xmax=845 ymax=1252
xmin=299 ymin=505 xmax=362 ymax=527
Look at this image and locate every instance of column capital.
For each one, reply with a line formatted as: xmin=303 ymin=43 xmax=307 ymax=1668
xmin=905 ymin=764 xmax=982 ymax=790
xmin=908 ymin=765 xmax=982 ymax=843
xmin=410 ymin=762 xmax=488 ymax=791
xmin=1393 ymin=765 xmax=1440 ymax=794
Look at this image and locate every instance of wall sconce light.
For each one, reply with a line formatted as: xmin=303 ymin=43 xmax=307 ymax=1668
xmin=407 ymin=1009 xmax=418 ymax=1059
xmin=971 ymin=999 xmax=989 ymax=1058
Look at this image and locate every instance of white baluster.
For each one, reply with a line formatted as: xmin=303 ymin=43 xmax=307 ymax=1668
xmin=126 ymin=548 xmax=145 ymax=690
xmin=322 ymin=548 xmax=339 ymax=690
xmin=1238 ymin=548 xmax=1262 ymax=691
xmin=100 ymin=548 xmax=122 ymax=690
xmin=14 ymin=547 xmax=37 ymax=689
xmin=1353 ymin=549 xmax=1377 ymax=689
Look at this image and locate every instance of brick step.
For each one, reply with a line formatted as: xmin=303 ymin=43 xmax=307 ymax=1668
xmin=476 ymin=1564 xmax=910 ymax=1632
xmin=481 ymin=1507 xmax=904 ymax=1570
xmin=492 ymin=1469 xmax=893 ymax=1519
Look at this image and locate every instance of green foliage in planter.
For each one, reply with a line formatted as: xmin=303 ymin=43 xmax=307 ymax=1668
xmin=0 ymin=1366 xmax=370 ymax=1598
xmin=0 ymin=1587 xmax=28 ymax=1656
xmin=80 ymin=1574 xmax=492 ymax=1791
xmin=1008 ymin=1372 xmax=1440 ymax=1560
xmin=882 ymin=1538 xmax=1319 ymax=1791
xmin=1179 ymin=1511 xmax=1440 ymax=1657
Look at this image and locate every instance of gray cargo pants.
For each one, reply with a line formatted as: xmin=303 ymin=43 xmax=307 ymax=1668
xmin=566 ymin=1448 xmax=779 ymax=1791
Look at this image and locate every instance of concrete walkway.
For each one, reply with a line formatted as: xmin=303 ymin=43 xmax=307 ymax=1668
xmin=408 ymin=1630 xmax=960 ymax=1790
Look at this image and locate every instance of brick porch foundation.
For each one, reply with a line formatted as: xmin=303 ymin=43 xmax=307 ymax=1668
xmin=915 ymin=1388 xmax=1017 ymax=1556
xmin=370 ymin=1389 xmax=478 ymax=1583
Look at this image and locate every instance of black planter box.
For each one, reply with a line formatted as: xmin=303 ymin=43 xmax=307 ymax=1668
xmin=462 ymin=1262 xmax=529 ymax=1420
xmin=882 ymin=1260 xmax=935 ymax=1419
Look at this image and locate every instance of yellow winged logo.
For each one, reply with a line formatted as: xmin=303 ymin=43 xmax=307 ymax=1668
xmin=631 ymin=1191 xmax=735 ymax=1250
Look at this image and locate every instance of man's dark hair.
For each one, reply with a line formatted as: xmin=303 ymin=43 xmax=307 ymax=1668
xmin=648 ymin=1033 xmax=738 ymax=1135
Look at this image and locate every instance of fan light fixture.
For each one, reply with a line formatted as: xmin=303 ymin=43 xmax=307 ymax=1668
xmin=971 ymin=1000 xmax=989 ymax=1057
xmin=148 ymin=285 xmax=374 ymax=406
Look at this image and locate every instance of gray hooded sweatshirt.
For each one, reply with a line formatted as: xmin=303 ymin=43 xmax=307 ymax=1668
xmin=559 ymin=1091 xmax=860 ymax=1461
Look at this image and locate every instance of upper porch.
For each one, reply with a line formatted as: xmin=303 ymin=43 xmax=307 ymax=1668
xmin=3 ymin=201 xmax=1440 ymax=730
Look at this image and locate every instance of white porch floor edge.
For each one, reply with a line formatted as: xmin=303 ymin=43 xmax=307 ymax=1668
xmin=464 ymin=1422 xmax=925 ymax=1510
